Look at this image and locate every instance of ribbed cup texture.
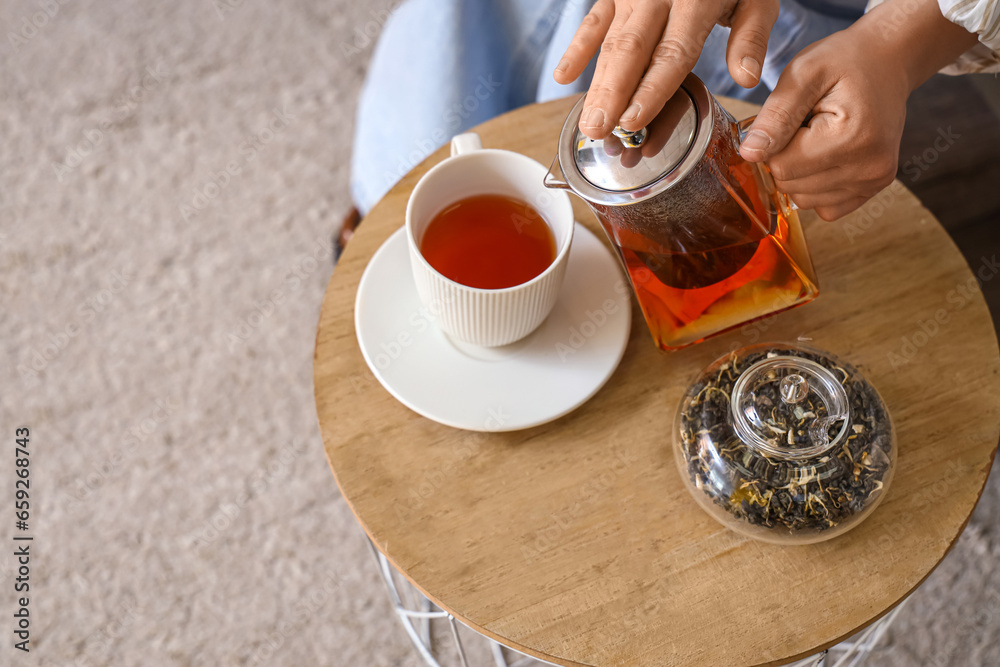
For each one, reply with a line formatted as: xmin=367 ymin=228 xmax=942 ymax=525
xmin=410 ymin=247 xmax=569 ymax=347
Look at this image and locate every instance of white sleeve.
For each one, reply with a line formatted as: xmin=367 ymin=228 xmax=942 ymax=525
xmin=938 ymin=0 xmax=1000 ymax=72
xmin=866 ymin=0 xmax=1000 ymax=73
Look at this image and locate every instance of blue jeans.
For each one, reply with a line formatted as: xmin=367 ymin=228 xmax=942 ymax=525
xmin=351 ymin=0 xmax=862 ymax=215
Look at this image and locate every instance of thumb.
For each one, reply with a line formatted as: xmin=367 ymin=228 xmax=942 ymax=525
xmin=725 ymin=0 xmax=779 ymax=89
xmin=739 ymin=66 xmax=826 ymax=163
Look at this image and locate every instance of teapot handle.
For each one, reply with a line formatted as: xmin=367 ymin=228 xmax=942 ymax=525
xmin=735 ymin=115 xmax=757 ymax=144
xmin=736 ymin=116 xmax=799 ymax=211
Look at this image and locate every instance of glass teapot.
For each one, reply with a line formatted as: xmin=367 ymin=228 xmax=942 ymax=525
xmin=544 ymin=74 xmax=819 ymax=350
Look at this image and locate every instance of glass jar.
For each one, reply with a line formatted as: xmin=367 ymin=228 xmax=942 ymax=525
xmin=544 ymin=74 xmax=819 ymax=350
xmin=674 ymin=344 xmax=895 ymax=544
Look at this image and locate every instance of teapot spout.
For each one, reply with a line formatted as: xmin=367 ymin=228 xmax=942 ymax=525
xmin=543 ymin=156 xmax=570 ymax=190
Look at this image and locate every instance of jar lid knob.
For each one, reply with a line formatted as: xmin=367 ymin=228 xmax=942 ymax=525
xmin=779 ymin=374 xmax=809 ymax=404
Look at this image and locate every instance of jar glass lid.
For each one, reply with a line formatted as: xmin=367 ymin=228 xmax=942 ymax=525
xmin=731 ymin=356 xmax=851 ymax=460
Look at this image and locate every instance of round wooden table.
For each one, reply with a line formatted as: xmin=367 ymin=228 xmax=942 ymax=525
xmin=314 ymin=96 xmax=1000 ymax=667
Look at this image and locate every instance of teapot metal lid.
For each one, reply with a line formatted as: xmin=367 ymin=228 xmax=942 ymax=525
xmin=557 ymin=73 xmax=716 ymax=206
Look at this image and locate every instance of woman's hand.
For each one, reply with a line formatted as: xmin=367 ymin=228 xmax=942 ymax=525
xmin=555 ymin=0 xmax=779 ymax=140
xmin=737 ymin=29 xmax=909 ymax=221
xmin=739 ymin=0 xmax=980 ymax=221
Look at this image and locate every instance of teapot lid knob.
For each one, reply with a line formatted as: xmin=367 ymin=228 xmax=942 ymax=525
xmin=612 ymin=126 xmax=647 ymax=148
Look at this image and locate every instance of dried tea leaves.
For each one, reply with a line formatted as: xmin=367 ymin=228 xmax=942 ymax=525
xmin=679 ymin=347 xmax=893 ymax=536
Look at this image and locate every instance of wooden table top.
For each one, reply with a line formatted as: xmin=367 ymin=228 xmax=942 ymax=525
xmin=314 ymin=96 xmax=1000 ymax=667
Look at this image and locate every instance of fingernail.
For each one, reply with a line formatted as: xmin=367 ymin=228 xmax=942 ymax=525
xmin=620 ymin=102 xmax=641 ymax=123
xmin=741 ymin=129 xmax=771 ymax=154
xmin=739 ymin=56 xmax=761 ymax=82
xmin=555 ymin=58 xmax=569 ymax=74
xmin=583 ymin=107 xmax=606 ymax=130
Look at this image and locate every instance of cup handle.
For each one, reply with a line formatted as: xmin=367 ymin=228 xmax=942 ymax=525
xmin=451 ymin=133 xmax=483 ymax=157
xmin=736 ymin=116 xmax=799 ymax=211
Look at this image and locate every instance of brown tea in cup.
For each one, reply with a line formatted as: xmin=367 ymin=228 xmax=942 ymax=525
xmin=419 ymin=194 xmax=556 ymax=290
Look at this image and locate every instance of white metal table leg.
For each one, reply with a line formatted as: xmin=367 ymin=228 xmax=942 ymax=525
xmin=367 ymin=539 xmax=469 ymax=667
xmin=366 ymin=537 xmax=904 ymax=667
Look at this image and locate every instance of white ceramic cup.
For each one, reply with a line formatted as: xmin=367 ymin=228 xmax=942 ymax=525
xmin=405 ymin=133 xmax=575 ymax=347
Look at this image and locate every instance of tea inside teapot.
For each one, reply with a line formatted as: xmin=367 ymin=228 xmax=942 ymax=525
xmin=545 ymin=73 xmax=820 ymax=350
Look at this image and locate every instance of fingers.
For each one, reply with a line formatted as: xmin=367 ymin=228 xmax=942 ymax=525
xmin=576 ymin=9 xmax=633 ymax=138
xmin=788 ymin=190 xmax=857 ymax=210
xmin=768 ymin=125 xmax=895 ymax=222
xmin=739 ymin=60 xmax=829 ymax=163
xmin=617 ymin=3 xmax=716 ymax=132
xmin=554 ymin=0 xmax=615 ymax=85
xmin=773 ymin=167 xmax=842 ymax=192
xmin=766 ymin=127 xmax=844 ymax=185
xmin=814 ymin=197 xmax=869 ymax=221
xmin=579 ymin=3 xmax=671 ymax=139
xmin=725 ymin=0 xmax=779 ymax=89
xmin=777 ymin=171 xmax=847 ymax=195
xmin=771 ymin=117 xmax=896 ymax=196
xmin=777 ymin=155 xmax=884 ymax=219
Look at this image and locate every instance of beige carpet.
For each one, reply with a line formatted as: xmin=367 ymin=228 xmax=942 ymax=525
xmin=1 ymin=0 xmax=998 ymax=665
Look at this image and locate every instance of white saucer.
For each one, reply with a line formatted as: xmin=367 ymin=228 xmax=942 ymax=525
xmin=354 ymin=223 xmax=632 ymax=432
